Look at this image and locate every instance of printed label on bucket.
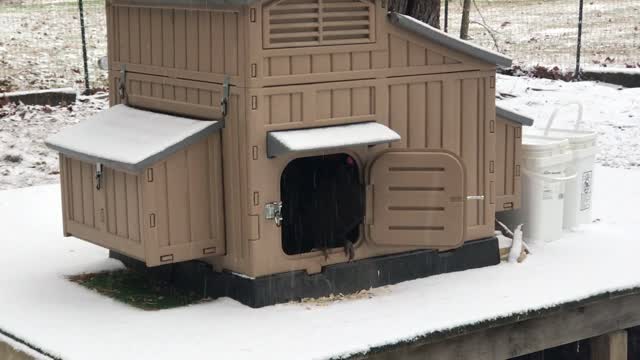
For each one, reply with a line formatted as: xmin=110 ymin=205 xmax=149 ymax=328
xmin=581 ymin=171 xmax=593 ymax=211
xmin=543 ymin=185 xmax=554 ymax=200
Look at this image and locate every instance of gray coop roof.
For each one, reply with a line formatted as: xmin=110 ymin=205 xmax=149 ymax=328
xmin=388 ymin=12 xmax=512 ymax=68
xmin=496 ymin=105 xmax=534 ymax=126
xmin=45 ymin=105 xmax=223 ymax=173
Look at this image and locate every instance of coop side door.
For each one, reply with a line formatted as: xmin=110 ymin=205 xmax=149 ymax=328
xmin=365 ymin=151 xmax=466 ymax=249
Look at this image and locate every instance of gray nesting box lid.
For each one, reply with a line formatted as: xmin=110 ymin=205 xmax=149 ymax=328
xmin=267 ymin=122 xmax=401 ymax=158
xmin=496 ymin=105 xmax=534 ymax=126
xmin=45 ymin=105 xmax=223 ymax=173
xmin=388 ymin=12 xmax=512 ymax=68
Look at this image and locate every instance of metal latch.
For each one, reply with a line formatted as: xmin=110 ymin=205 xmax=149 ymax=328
xmin=118 ymin=64 xmax=127 ymax=104
xmin=265 ymin=201 xmax=283 ymax=227
xmin=220 ymin=75 xmax=230 ymax=118
xmin=466 ymin=195 xmax=485 ymax=201
xmin=95 ymin=163 xmax=103 ymax=190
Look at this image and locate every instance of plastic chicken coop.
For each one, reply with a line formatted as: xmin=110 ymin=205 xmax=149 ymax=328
xmin=46 ymin=0 xmax=533 ymax=306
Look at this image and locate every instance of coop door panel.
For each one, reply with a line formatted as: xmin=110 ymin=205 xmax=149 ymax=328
xmin=142 ymin=133 xmax=226 ymax=267
xmin=366 ymin=151 xmax=465 ymax=248
xmin=114 ymin=72 xmax=225 ymax=121
xmin=61 ymin=156 xmax=145 ymax=260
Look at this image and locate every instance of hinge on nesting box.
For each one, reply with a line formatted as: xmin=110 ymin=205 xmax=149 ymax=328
xmin=118 ymin=64 xmax=127 ymax=104
xmin=220 ymin=75 xmax=230 ymax=120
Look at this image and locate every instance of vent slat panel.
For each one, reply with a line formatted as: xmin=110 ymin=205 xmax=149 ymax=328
xmin=264 ymin=0 xmax=374 ymax=48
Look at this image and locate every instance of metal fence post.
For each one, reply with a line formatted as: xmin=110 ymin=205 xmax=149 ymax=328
xmin=78 ymin=0 xmax=90 ymax=94
xmin=444 ymin=0 xmax=449 ymax=33
xmin=575 ymin=0 xmax=584 ymax=79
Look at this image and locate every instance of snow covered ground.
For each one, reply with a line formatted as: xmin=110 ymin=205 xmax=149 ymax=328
xmin=0 ymin=94 xmax=108 ymax=190
xmin=0 ymin=0 xmax=108 ymax=92
xmin=0 ymin=165 xmax=639 ymax=360
xmin=497 ymin=75 xmax=640 ymax=168
xmin=0 ymin=0 xmax=637 ymax=93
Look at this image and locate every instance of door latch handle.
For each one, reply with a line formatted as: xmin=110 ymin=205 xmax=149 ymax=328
xmin=95 ymin=163 xmax=103 ymax=190
xmin=265 ymin=201 xmax=283 ymax=227
xmin=466 ymin=195 xmax=485 ymax=201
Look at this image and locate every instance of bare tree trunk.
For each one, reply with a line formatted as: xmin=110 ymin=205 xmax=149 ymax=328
xmin=409 ymin=0 xmax=440 ymax=28
xmin=460 ymin=0 xmax=471 ymax=39
xmin=388 ymin=0 xmax=441 ymax=29
xmin=388 ymin=0 xmax=410 ymax=14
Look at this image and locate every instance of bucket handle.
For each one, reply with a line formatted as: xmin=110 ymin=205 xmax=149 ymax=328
xmin=521 ymin=168 xmax=577 ymax=183
xmin=544 ymin=102 xmax=584 ymax=135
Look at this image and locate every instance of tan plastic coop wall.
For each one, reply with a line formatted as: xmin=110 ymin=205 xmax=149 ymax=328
xmin=243 ymin=70 xmax=498 ymax=276
xmin=96 ymin=0 xmax=504 ymax=276
xmin=495 ymin=116 xmax=522 ymax=211
xmin=106 ymin=1 xmax=246 ymax=86
xmin=247 ymin=1 xmax=487 ymax=87
xmin=59 ymin=133 xmax=226 ymax=267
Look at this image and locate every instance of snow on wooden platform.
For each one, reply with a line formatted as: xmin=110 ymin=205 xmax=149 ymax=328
xmin=0 ymin=166 xmax=639 ymax=360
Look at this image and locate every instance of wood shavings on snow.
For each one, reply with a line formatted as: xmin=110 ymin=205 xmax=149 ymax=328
xmin=297 ymin=288 xmax=390 ymax=308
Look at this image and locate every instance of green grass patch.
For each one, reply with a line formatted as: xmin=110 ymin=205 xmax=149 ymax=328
xmin=69 ymin=269 xmax=210 ymax=310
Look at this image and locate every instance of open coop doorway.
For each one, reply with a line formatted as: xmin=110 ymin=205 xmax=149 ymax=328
xmin=280 ymin=153 xmax=364 ymax=256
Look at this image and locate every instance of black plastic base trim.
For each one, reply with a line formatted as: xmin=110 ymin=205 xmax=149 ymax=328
xmin=110 ymin=236 xmax=499 ymax=308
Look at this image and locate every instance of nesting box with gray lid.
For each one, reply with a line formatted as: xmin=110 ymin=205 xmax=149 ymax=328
xmin=46 ymin=0 xmax=532 ymax=306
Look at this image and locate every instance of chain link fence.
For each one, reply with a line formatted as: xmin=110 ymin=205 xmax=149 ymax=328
xmin=0 ymin=0 xmax=108 ymax=93
xmin=0 ymin=0 xmax=639 ymax=93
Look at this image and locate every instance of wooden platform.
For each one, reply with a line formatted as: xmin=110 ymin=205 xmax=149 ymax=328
xmin=347 ymin=288 xmax=640 ymax=359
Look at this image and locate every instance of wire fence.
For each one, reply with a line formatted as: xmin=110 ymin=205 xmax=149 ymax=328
xmin=443 ymin=0 xmax=640 ymax=71
xmin=0 ymin=0 xmax=108 ymax=93
xmin=0 ymin=0 xmax=638 ymax=93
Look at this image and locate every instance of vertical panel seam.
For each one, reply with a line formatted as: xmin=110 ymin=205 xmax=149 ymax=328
xmin=439 ymin=81 xmax=443 ymax=148
xmin=184 ymin=150 xmax=193 ymax=244
xmin=222 ymin=13 xmax=226 ymax=74
xmin=458 ymin=80 xmax=463 ymax=156
xmin=405 ymin=84 xmax=410 ymax=148
xmin=164 ymin=162 xmax=171 ymax=246
xmin=123 ymin=173 xmax=130 ymax=239
xmin=424 ymin=82 xmax=429 ymax=148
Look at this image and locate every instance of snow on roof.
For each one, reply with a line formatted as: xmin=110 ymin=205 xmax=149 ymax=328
xmin=496 ymin=105 xmax=534 ymax=126
xmin=388 ymin=12 xmax=512 ymax=68
xmin=267 ymin=122 xmax=401 ymax=157
xmin=1 ymin=165 xmax=639 ymax=359
xmin=45 ymin=105 xmax=223 ymax=173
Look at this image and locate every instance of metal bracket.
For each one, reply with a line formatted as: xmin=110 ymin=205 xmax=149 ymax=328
xmin=265 ymin=201 xmax=283 ymax=227
xmin=220 ymin=75 xmax=230 ymax=119
xmin=95 ymin=163 xmax=103 ymax=190
xmin=466 ymin=195 xmax=485 ymax=201
xmin=118 ymin=64 xmax=127 ymax=105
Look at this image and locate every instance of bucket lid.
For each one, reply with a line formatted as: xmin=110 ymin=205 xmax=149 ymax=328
xmin=522 ymin=135 xmax=571 ymax=157
xmin=524 ymin=127 xmax=597 ymax=150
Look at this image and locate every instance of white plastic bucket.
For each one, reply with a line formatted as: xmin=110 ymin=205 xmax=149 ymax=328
xmin=524 ymin=102 xmax=598 ymax=229
xmin=519 ymin=137 xmax=574 ymax=243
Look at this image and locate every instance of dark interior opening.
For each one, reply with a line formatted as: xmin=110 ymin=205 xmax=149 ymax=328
xmin=280 ymin=153 xmax=364 ymax=256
